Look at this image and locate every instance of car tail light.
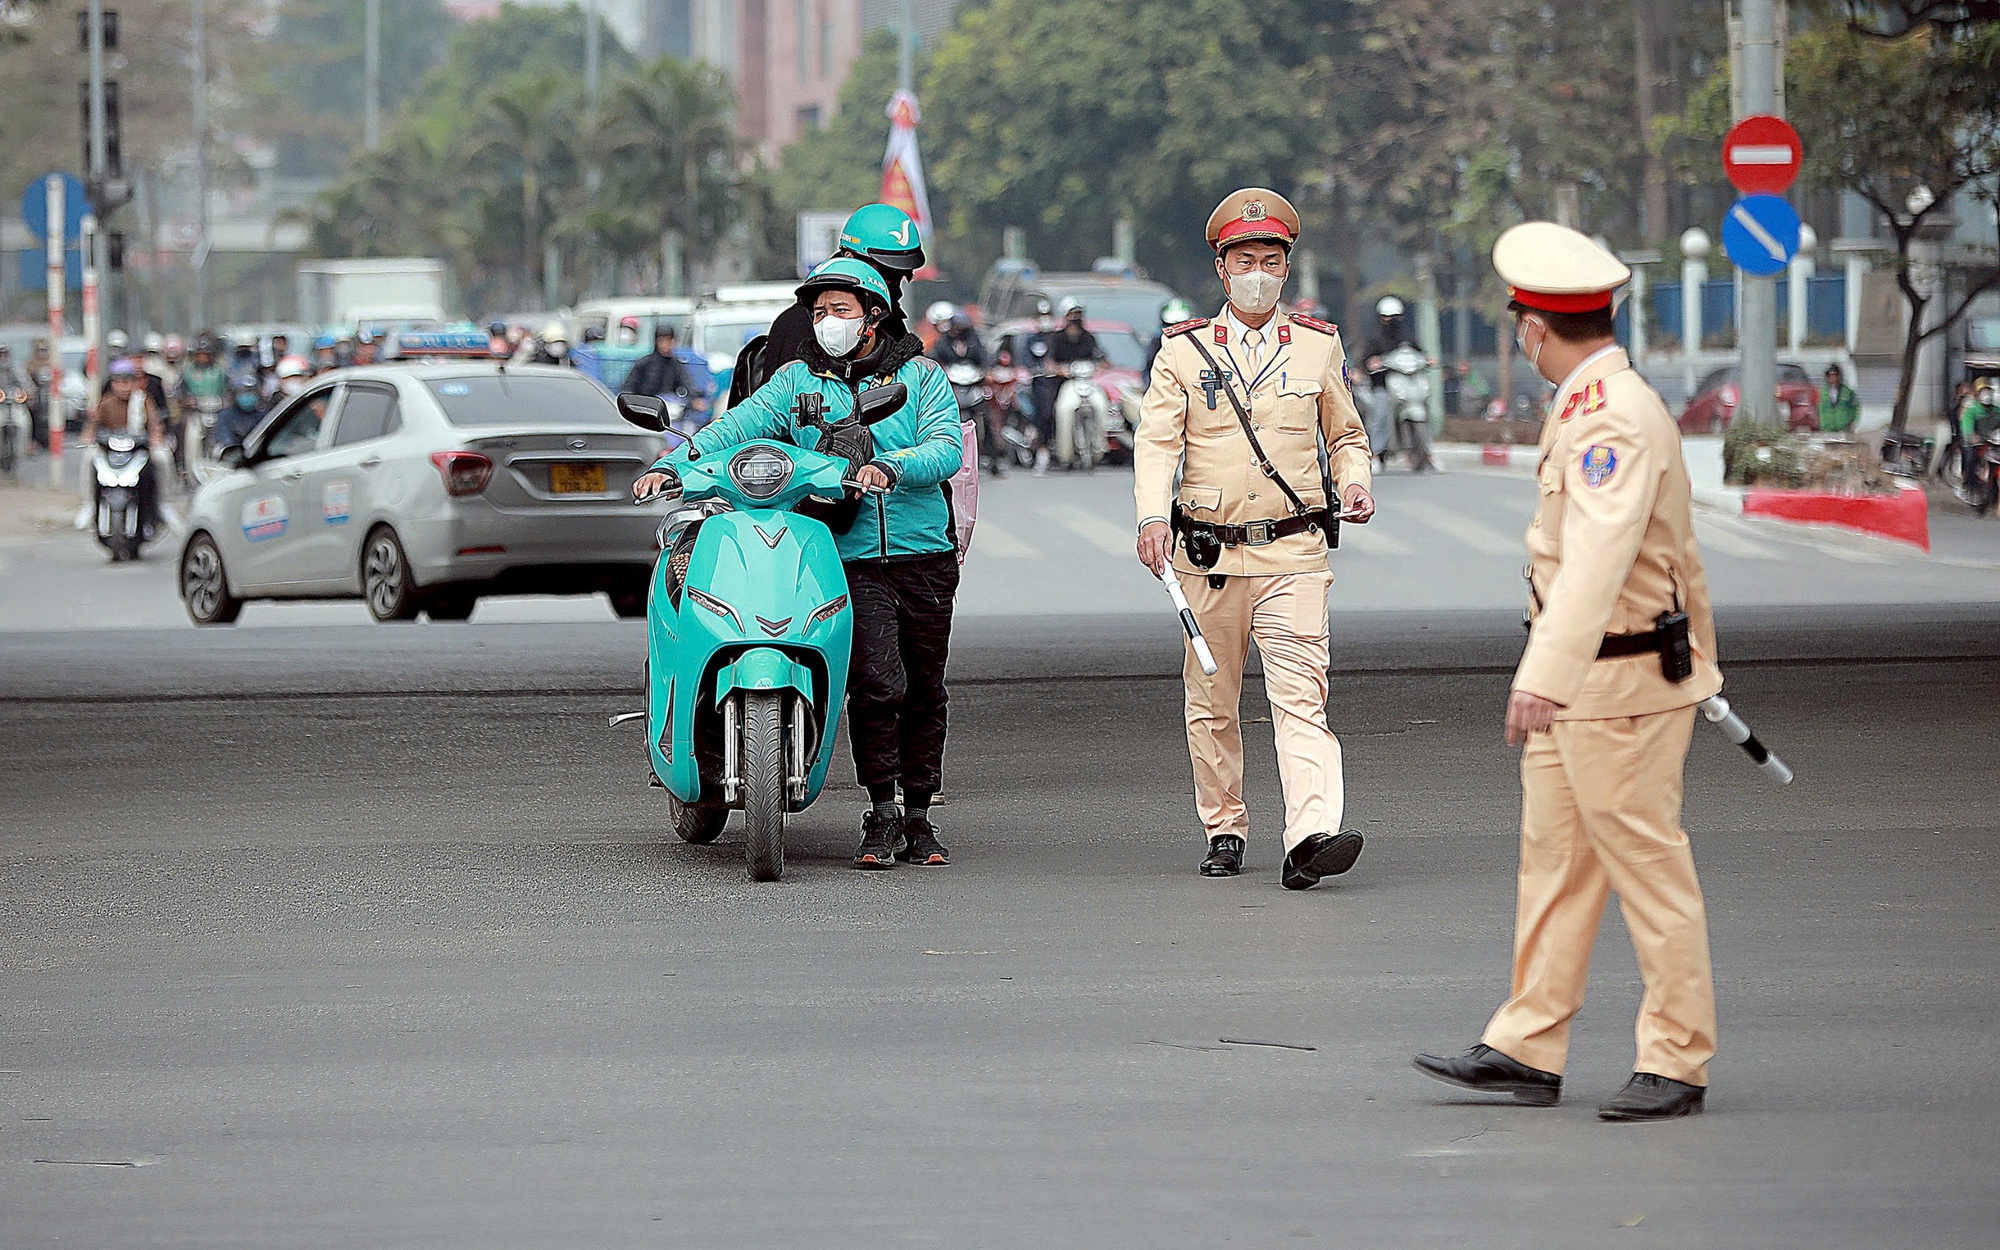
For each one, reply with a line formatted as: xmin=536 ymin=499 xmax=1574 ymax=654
xmin=430 ymin=451 xmax=493 ymax=496
xmin=1719 ymin=383 xmax=1739 ymax=409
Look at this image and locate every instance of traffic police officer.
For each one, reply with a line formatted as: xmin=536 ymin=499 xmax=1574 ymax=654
xmin=1134 ymin=188 xmax=1376 ymax=889
xmin=1414 ymin=222 xmax=1724 ymax=1122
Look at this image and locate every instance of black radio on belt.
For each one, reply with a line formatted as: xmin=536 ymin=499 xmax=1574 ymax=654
xmin=1656 ymin=609 xmax=1693 ymax=683
xmin=1171 ymin=505 xmax=1224 ymax=570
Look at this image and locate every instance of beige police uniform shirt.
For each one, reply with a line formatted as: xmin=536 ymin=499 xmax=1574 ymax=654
xmin=1134 ymin=308 xmax=1372 ymax=577
xmin=1515 ymin=346 xmax=1723 ymax=720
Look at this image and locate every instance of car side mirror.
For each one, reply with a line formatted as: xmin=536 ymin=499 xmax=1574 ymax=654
xmin=218 ymin=444 xmax=246 ymax=469
xmin=618 ymin=392 xmax=668 ymax=431
xmin=855 ymin=382 xmax=908 ymax=426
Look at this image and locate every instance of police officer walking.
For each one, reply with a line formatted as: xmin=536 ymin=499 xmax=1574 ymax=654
xmin=1133 ymin=188 xmax=1376 ymax=890
xmin=1414 ymin=222 xmax=1725 ymax=1122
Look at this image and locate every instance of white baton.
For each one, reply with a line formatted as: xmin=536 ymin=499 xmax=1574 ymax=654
xmin=1699 ymin=695 xmax=1794 ymax=785
xmin=1158 ymin=567 xmax=1218 ymax=675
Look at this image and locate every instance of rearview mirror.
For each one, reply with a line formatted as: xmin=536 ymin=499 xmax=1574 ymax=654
xmin=855 ymin=382 xmax=908 ymax=426
xmin=218 ymin=444 xmax=246 ymax=469
xmin=617 ymin=392 xmax=668 ymax=431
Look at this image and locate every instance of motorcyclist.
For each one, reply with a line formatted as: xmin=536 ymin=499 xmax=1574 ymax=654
xmin=726 ymin=202 xmax=926 ymax=406
xmin=1957 ymin=379 xmax=2000 ymax=499
xmin=351 ymin=331 xmax=381 ymax=366
xmin=1361 ymin=296 xmax=1425 ymax=469
xmin=273 ymin=356 xmax=311 ymax=400
xmin=0 ymin=345 xmax=31 ymax=462
xmin=622 ymin=325 xmax=702 ymax=415
xmin=1144 ymin=297 xmax=1194 ymax=390
xmin=927 ymin=312 xmax=986 ymax=367
xmin=26 ymin=337 xmax=54 ymax=448
xmin=1023 ymin=298 xmax=1061 ymax=473
xmin=925 ymin=300 xmax=956 ymax=342
xmin=529 ymin=323 xmax=571 ymax=366
xmin=227 ymin=341 xmax=261 ymax=392
xmin=217 ymin=376 xmax=267 ymax=448
xmin=634 ymin=257 xmax=965 ymax=872
xmin=82 ymin=359 xmax=167 ymax=538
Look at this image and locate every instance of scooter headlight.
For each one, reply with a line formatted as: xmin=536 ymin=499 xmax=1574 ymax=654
xmin=686 ymin=586 xmax=740 ymax=629
xmin=728 ymin=448 xmax=793 ymax=501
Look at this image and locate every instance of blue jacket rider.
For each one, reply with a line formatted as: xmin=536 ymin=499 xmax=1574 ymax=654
xmin=634 ymin=257 xmax=965 ymax=871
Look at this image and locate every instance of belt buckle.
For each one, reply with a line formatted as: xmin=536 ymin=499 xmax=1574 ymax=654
xmin=1244 ymin=518 xmax=1277 ymax=545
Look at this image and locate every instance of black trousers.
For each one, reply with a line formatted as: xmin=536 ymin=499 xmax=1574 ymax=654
xmin=845 ymin=552 xmax=959 ymax=801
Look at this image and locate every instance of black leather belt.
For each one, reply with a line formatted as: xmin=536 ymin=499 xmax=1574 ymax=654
xmin=1173 ymin=508 xmax=1334 ymax=547
xmin=1596 ymin=630 xmax=1665 ymax=659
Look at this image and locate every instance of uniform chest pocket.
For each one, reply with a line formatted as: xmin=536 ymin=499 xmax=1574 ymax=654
xmin=1537 ymin=452 xmax=1568 ymax=496
xmin=1273 ymin=377 xmax=1321 ymax=431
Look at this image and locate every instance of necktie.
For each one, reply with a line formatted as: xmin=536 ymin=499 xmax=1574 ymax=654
xmin=1243 ymin=328 xmax=1263 ymax=373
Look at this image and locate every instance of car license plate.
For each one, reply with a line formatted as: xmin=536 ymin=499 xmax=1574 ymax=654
xmin=550 ymin=462 xmax=606 ymax=494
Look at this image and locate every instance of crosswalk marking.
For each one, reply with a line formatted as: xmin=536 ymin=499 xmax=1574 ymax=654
xmin=1693 ymin=515 xmax=1786 ymax=561
xmin=1396 ymin=500 xmax=1520 ymax=555
xmin=1045 ymin=504 xmax=1138 ymax=559
xmin=969 ymin=520 xmax=1039 ymax=560
xmin=1338 ymin=525 xmax=1415 ymax=556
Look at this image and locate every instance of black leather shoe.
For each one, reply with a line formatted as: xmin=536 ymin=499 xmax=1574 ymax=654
xmin=1597 ymin=1072 xmax=1705 ymax=1121
xmin=1280 ymin=830 xmax=1363 ymax=890
xmin=1412 ymin=1043 xmax=1562 ymax=1106
xmin=1199 ymin=835 xmax=1245 ymax=877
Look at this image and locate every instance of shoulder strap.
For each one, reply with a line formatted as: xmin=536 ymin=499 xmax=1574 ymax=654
xmin=1182 ymin=333 xmax=1313 ymax=517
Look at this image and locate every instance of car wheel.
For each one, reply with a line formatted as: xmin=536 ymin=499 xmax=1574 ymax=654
xmin=362 ymin=525 xmax=421 ymax=622
xmin=425 ymin=592 xmax=476 ymax=622
xmin=181 ymin=533 xmax=242 ymax=625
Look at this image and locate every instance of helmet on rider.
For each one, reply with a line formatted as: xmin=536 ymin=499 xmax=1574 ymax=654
xmin=948 ymin=312 xmax=974 ymax=335
xmin=106 ymin=329 xmax=130 ymax=353
xmin=276 ymin=355 xmax=309 ymax=379
xmin=1376 ymin=296 xmax=1407 ymax=320
xmin=795 ymin=256 xmax=894 ymax=313
xmin=109 ymin=357 xmax=139 ymax=379
xmin=540 ymin=321 xmax=568 ymax=343
xmin=142 ymin=332 xmax=165 ymax=355
xmin=1057 ymin=297 xmax=1086 ymax=327
xmin=1160 ymin=298 xmax=1193 ymax=326
xmin=163 ymin=334 xmax=185 ymax=359
xmin=926 ymin=300 xmax=956 ymax=328
xmin=837 ymin=203 xmax=926 ymax=273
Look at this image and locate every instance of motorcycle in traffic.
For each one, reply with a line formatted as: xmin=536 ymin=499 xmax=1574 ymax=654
xmin=1052 ymin=360 xmax=1106 ymax=472
xmin=1965 ymin=433 xmax=2000 ymax=514
xmin=612 ymin=384 xmax=906 ymax=882
xmin=1380 ymin=343 xmax=1436 ymax=472
xmin=92 ymin=431 xmax=157 ymax=561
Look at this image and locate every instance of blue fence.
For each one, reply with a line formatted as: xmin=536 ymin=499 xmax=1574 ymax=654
xmin=1626 ymin=273 xmax=1845 ymax=349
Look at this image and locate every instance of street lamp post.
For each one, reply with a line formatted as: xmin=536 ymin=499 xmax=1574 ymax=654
xmin=1682 ymin=227 xmax=1711 ymax=401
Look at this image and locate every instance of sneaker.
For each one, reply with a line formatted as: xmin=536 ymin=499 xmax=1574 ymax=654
xmin=853 ymin=810 xmax=900 ymax=869
xmin=897 ymin=817 xmax=950 ymax=866
xmin=1032 ymin=447 xmax=1049 ymax=476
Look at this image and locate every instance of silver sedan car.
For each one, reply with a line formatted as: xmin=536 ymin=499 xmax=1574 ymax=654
xmin=177 ymin=363 xmax=671 ymax=624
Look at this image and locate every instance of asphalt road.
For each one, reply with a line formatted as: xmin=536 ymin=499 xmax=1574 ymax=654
xmin=3 ymin=603 xmax=1997 ymax=1247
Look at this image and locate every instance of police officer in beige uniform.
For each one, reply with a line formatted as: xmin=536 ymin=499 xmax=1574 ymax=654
xmin=1414 ymin=222 xmax=1724 ymax=1122
xmin=1134 ymin=188 xmax=1377 ymax=889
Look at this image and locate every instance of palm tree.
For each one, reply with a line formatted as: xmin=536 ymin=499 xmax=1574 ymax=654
xmin=471 ymin=70 xmax=582 ymax=301
xmin=601 ymin=57 xmax=742 ymax=284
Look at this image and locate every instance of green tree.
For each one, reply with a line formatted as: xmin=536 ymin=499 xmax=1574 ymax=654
xmin=252 ymin=0 xmax=456 ymax=175
xmin=1786 ymin=23 xmax=2000 ymax=428
xmin=470 ymin=70 xmax=584 ymax=304
xmin=599 ymin=56 xmax=742 ymax=285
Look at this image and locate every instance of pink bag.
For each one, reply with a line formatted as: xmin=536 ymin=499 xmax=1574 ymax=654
xmin=950 ymin=418 xmax=979 ymax=563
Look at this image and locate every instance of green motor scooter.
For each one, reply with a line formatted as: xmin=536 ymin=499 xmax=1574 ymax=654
xmin=612 ymin=385 xmax=905 ymax=881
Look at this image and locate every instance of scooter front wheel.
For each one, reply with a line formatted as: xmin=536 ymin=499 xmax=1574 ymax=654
xmin=740 ymin=691 xmax=787 ymax=881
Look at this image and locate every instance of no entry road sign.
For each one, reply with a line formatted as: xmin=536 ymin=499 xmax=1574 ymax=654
xmin=1722 ymin=194 xmax=1802 ymax=277
xmin=1723 ymin=115 xmax=1803 ymax=195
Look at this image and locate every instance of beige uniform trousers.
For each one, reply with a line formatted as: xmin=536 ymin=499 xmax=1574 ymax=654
xmin=1481 ymin=706 xmax=1718 ymax=1087
xmin=1178 ymin=569 xmax=1343 ymax=851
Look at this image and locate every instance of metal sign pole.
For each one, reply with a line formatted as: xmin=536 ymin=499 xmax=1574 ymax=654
xmin=1736 ymin=0 xmax=1779 ymax=424
xmin=45 ymin=176 xmax=66 ymax=488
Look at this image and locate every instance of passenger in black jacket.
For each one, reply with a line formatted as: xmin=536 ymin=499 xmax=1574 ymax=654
xmin=623 ymin=326 xmax=700 ymax=411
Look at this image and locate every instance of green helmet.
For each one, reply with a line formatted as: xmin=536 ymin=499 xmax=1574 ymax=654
xmin=796 ymin=257 xmax=894 ymax=312
xmin=837 ymin=203 xmax=926 ymax=273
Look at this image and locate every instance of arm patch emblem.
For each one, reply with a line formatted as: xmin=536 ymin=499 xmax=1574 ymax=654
xmin=1580 ymin=444 xmax=1618 ymax=488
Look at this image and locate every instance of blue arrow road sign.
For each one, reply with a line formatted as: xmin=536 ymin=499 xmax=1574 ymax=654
xmin=19 ymin=172 xmax=91 ymax=244
xmin=1722 ymin=194 xmax=1801 ymax=277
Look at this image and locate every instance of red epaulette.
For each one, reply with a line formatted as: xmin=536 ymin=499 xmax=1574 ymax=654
xmin=1163 ymin=318 xmax=1211 ymax=339
xmin=1289 ymin=314 xmax=1340 ymax=337
xmin=1559 ymin=379 xmax=1608 ymax=422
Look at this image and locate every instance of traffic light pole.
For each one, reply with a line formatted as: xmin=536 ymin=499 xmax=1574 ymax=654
xmin=1736 ymin=0 xmax=1779 ymax=424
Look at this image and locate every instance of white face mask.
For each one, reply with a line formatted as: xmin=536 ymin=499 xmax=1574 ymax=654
xmin=1225 ymin=270 xmax=1283 ymax=317
xmin=1516 ymin=319 xmax=1548 ymax=380
xmin=814 ymin=314 xmax=866 ymax=358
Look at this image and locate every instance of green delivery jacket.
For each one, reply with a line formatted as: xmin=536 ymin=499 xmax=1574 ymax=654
xmin=652 ymin=347 xmax=963 ymax=563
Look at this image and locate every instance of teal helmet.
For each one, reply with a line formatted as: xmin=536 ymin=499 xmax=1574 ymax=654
xmin=837 ymin=203 xmax=926 ymax=273
xmin=796 ymin=257 xmax=894 ymax=313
